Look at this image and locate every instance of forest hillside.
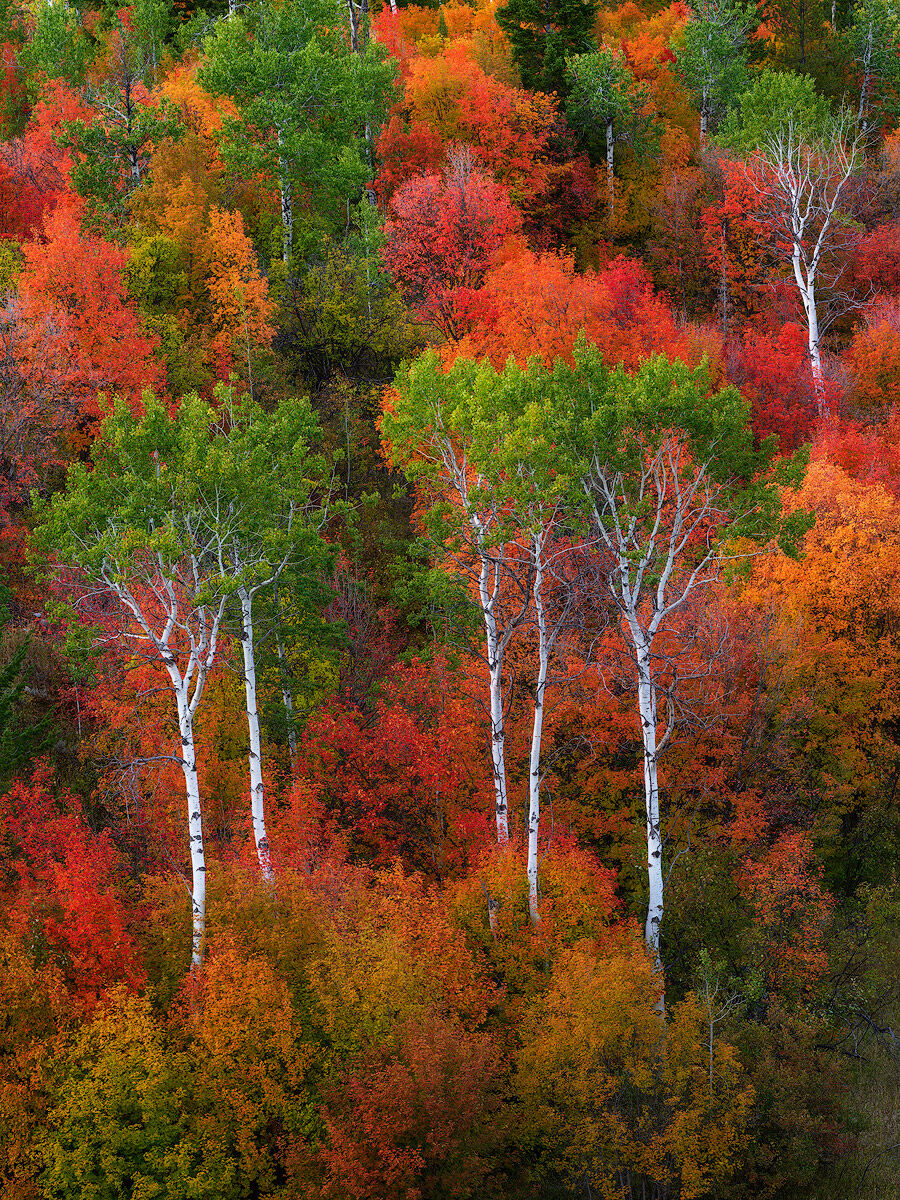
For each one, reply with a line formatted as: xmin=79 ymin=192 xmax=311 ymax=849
xmin=1 ymin=0 xmax=899 ymax=1195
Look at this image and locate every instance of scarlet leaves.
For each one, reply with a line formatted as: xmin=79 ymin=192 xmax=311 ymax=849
xmin=17 ymin=205 xmax=163 ymax=430
xmin=0 ymin=764 xmax=145 ymax=1010
xmin=297 ymin=655 xmax=490 ymax=876
xmin=741 ymin=831 xmax=834 ymax=995
xmin=0 ymin=297 xmax=82 ymax=518
xmin=378 ymin=44 xmax=593 ymax=242
xmin=726 ymin=322 xmax=816 ymax=451
xmin=448 ymin=247 xmax=692 ymax=369
xmin=382 ymin=148 xmax=524 ymax=338
xmin=319 ymin=1010 xmax=502 ymax=1200
xmin=0 ymin=80 xmax=91 ymax=241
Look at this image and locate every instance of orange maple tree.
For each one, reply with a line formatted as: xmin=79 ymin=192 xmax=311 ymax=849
xmin=17 ymin=205 xmax=163 ymax=430
xmin=448 ymin=248 xmax=694 ymax=368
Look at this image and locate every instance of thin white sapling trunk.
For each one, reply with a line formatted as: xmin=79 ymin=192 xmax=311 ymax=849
xmin=743 ymin=114 xmax=866 ymax=416
xmin=584 ymin=439 xmax=721 ymax=985
xmin=106 ymin=558 xmax=227 ymax=970
xmin=526 ymin=537 xmax=549 ymax=924
xmin=238 ymin=585 xmax=273 ymax=882
xmin=479 ymin=548 xmax=511 ymax=844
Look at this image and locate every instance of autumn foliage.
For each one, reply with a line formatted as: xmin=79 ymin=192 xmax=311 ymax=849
xmin=2 ymin=0 xmax=900 ymax=1196
xmin=382 ymin=147 xmax=524 ymax=337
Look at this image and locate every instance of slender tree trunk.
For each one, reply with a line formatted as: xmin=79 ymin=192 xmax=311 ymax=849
xmin=792 ymin=251 xmax=825 ymax=414
xmin=527 ymin=545 xmax=549 ymax=925
xmin=634 ymin=639 xmax=664 ymax=965
xmin=857 ymin=25 xmax=873 ymax=134
xmin=238 ymin=586 xmax=273 ymax=882
xmin=481 ymin=554 xmax=510 ymax=844
xmin=606 ymin=118 xmax=615 ymax=225
xmin=278 ymin=130 xmax=293 ymax=265
xmin=699 ymin=91 xmax=708 ymax=146
xmin=173 ymin=680 xmax=206 ymax=969
xmin=274 ymin=585 xmax=298 ymax=769
xmin=806 ymin=288 xmax=825 ymax=412
xmin=348 ymin=0 xmax=369 ymax=53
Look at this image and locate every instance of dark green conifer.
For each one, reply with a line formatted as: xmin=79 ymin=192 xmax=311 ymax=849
xmin=496 ymin=0 xmax=597 ymax=95
xmin=0 ymin=639 xmax=53 ymax=783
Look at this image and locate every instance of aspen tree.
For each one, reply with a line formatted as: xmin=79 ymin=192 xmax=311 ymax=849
xmin=384 ymin=353 xmax=532 ymax=845
xmin=196 ymin=388 xmax=330 ymax=882
xmin=718 ymin=74 xmax=866 ymax=410
xmin=199 ymin=0 xmax=395 ymax=263
xmin=674 ymin=0 xmax=756 ymax=144
xmin=34 ymin=394 xmax=232 ymax=969
xmin=569 ymin=350 xmax=807 ymax=984
xmin=387 ymin=352 xmax=586 ymax=913
xmin=565 ymin=48 xmax=659 ymax=225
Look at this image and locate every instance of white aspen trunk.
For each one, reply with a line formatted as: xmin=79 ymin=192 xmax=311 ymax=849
xmin=280 ymin=175 xmax=293 ymax=263
xmin=109 ymin=570 xmax=227 ymax=975
xmin=793 ymin=250 xmax=825 ymax=413
xmin=857 ymin=24 xmax=873 ymax=132
xmin=238 ymin=586 xmax=273 ymax=882
xmin=487 ymin=631 xmax=510 ymax=844
xmin=276 ymin=631 xmax=298 ymax=765
xmin=526 ymin=544 xmax=549 ymax=925
xmin=699 ymin=93 xmax=708 ymax=146
xmin=172 ymin=678 xmax=206 ymax=969
xmin=388 ymin=0 xmax=397 ymax=13
xmin=634 ymin=638 xmax=663 ymax=962
xmin=606 ymin=119 xmax=615 ymax=225
xmin=278 ymin=131 xmax=293 ymax=265
xmin=480 ymin=554 xmax=510 ymax=844
xmin=273 ymin=584 xmax=298 ymax=767
xmin=806 ymin=287 xmax=824 ymax=410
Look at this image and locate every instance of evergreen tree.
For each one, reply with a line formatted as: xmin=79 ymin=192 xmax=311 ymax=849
xmin=0 ymin=638 xmax=53 ymax=782
xmin=496 ymin=0 xmax=597 ymax=96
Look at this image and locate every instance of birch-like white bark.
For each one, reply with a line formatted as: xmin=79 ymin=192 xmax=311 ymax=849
xmin=460 ymin=476 xmax=515 ymax=845
xmin=480 ymin=551 xmax=510 ymax=844
xmin=238 ymin=585 xmax=273 ymax=882
xmin=425 ymin=430 xmax=532 ymax=846
xmin=105 ymin=561 xmax=225 ymax=972
xmin=526 ymin=535 xmax=549 ymax=924
xmin=745 ymin=117 xmax=864 ymax=416
xmin=172 ymin=678 xmax=206 ymax=967
xmin=278 ymin=129 xmax=293 ymax=264
xmin=634 ymin=639 xmax=662 ymax=954
xmin=606 ymin=118 xmax=615 ymax=223
xmin=793 ymin=255 xmax=824 ymax=400
xmin=584 ymin=442 xmax=722 ymax=996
